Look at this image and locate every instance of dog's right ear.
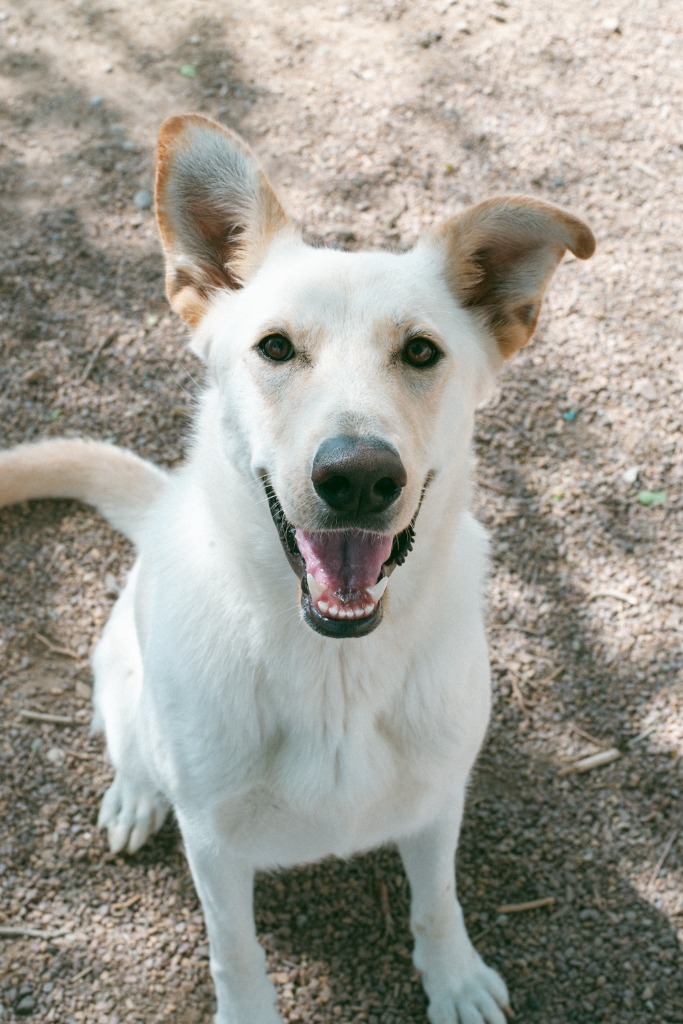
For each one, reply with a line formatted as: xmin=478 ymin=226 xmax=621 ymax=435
xmin=155 ymin=114 xmax=294 ymax=327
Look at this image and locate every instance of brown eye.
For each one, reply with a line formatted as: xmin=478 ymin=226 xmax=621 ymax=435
xmin=402 ymin=337 xmax=441 ymax=368
xmin=258 ymin=333 xmax=294 ymax=362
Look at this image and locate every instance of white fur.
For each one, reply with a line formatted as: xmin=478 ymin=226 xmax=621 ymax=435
xmin=0 ymin=116 xmax=594 ymax=1024
xmin=89 ymin=239 xmax=510 ymax=1023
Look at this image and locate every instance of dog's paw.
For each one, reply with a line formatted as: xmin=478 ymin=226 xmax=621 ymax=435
xmin=426 ymin=958 xmax=511 ymax=1024
xmin=97 ymin=774 xmax=170 ymax=854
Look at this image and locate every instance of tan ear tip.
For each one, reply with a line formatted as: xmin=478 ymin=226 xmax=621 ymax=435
xmin=571 ymin=221 xmax=596 ymax=260
xmin=158 ymin=114 xmax=190 ymax=143
xmin=157 ymin=113 xmax=219 ymax=146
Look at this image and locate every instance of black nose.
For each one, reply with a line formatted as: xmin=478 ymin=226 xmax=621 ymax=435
xmin=311 ymin=435 xmax=407 ymax=515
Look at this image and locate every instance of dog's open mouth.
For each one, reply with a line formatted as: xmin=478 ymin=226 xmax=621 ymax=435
xmin=262 ymin=478 xmax=425 ymax=638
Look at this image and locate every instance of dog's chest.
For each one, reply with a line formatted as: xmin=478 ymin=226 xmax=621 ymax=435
xmin=177 ymin=645 xmax=483 ymax=870
xmin=145 ymin=556 xmax=491 ymax=866
xmin=210 ymin=704 xmax=450 ymax=865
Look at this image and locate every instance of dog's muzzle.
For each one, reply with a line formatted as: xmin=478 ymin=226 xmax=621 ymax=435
xmin=262 ymin=436 xmax=429 ymax=639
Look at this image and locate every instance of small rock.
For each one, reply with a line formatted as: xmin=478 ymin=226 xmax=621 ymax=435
xmin=89 ymin=95 xmax=104 ymax=107
xmin=622 ymin=465 xmax=639 ymax=484
xmin=418 ymin=31 xmax=442 ymax=48
xmin=133 ymin=189 xmax=153 ymax=210
xmin=104 ymin=572 xmax=120 ymax=597
xmin=15 ymin=995 xmax=36 ymax=1016
xmin=633 ymin=377 xmax=656 ymax=401
xmin=602 ymin=16 xmax=620 ymax=33
xmin=47 ymin=747 xmax=65 ymax=765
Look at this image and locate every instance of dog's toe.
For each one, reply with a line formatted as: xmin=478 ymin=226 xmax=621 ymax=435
xmin=98 ymin=774 xmax=169 ymax=854
xmin=426 ymin=960 xmax=510 ymax=1024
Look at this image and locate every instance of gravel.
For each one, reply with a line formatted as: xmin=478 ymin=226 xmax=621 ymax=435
xmin=1 ymin=0 xmax=681 ymax=1022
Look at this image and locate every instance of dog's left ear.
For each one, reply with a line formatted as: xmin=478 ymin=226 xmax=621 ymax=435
xmin=434 ymin=196 xmax=595 ymax=358
xmin=155 ymin=114 xmax=294 ymax=327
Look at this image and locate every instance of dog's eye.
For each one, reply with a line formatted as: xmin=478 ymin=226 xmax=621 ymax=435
xmin=258 ymin=334 xmax=294 ymax=362
xmin=402 ymin=337 xmax=441 ymax=369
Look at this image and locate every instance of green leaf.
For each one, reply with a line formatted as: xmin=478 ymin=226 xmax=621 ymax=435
xmin=179 ymin=64 xmax=197 ymax=78
xmin=637 ymin=490 xmax=667 ymax=506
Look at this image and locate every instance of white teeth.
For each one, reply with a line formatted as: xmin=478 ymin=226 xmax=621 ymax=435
xmin=307 ymin=573 xmax=326 ymax=603
xmin=307 ymin=573 xmax=385 ymax=621
xmin=367 ymin=577 xmax=388 ymax=603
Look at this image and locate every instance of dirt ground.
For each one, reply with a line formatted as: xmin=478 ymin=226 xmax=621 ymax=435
xmin=0 ymin=0 xmax=681 ymax=1021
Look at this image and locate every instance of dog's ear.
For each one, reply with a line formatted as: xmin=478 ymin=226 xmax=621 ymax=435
xmin=155 ymin=114 xmax=294 ymax=326
xmin=435 ymin=197 xmax=595 ymax=358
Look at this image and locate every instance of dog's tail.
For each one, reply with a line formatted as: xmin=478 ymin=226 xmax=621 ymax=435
xmin=0 ymin=439 xmax=169 ymax=545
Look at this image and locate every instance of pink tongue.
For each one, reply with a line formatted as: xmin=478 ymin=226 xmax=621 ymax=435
xmin=295 ymin=530 xmax=393 ymax=598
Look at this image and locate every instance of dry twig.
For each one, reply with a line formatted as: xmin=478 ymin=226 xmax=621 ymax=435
xmin=649 ymin=830 xmax=679 ymax=887
xmin=497 ymin=897 xmax=556 ymax=914
xmin=376 ymin=879 xmax=394 ymax=936
xmin=478 ymin=477 xmax=508 ymax=495
xmin=0 ymin=924 xmax=66 ymax=941
xmin=558 ymin=748 xmax=621 ymax=776
xmin=18 ymin=709 xmax=77 ymax=726
xmin=490 ymin=623 xmax=541 ymax=637
xmin=537 ymin=666 xmax=563 ymax=686
xmin=77 ymin=330 xmax=117 ymax=384
xmin=35 ymin=632 xmax=82 ymax=660
xmin=112 ymin=894 xmax=143 ymax=912
xmin=589 ymin=589 xmax=638 ymax=606
xmin=508 ymin=671 xmax=529 ymax=710
xmin=570 ymin=723 xmax=609 ymax=747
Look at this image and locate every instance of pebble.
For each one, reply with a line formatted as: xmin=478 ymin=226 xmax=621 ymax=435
xmin=104 ymin=572 xmax=120 ymax=597
xmin=417 ymin=31 xmax=442 ymax=48
xmin=133 ymin=189 xmax=153 ymax=210
xmin=15 ymin=995 xmax=36 ymax=1016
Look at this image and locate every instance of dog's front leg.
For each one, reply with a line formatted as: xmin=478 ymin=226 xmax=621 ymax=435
xmin=180 ymin=825 xmax=281 ymax=1024
xmin=398 ymin=795 xmax=510 ymax=1024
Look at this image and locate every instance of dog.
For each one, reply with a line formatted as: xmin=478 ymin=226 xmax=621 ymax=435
xmin=0 ymin=114 xmax=594 ymax=1024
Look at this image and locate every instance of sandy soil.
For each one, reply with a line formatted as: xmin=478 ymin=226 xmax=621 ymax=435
xmin=0 ymin=0 xmax=681 ymax=1021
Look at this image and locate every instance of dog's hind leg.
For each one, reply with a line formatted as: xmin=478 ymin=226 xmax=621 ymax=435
xmin=91 ymin=564 xmax=170 ymax=854
xmin=398 ymin=791 xmax=511 ymax=1024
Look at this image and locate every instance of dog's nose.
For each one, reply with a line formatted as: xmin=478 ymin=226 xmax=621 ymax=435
xmin=312 ymin=435 xmax=407 ymax=515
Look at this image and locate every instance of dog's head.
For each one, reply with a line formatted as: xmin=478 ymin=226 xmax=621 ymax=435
xmin=155 ymin=114 xmax=595 ymax=639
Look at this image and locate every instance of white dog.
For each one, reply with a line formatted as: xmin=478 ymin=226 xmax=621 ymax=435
xmin=0 ymin=115 xmax=594 ymax=1024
